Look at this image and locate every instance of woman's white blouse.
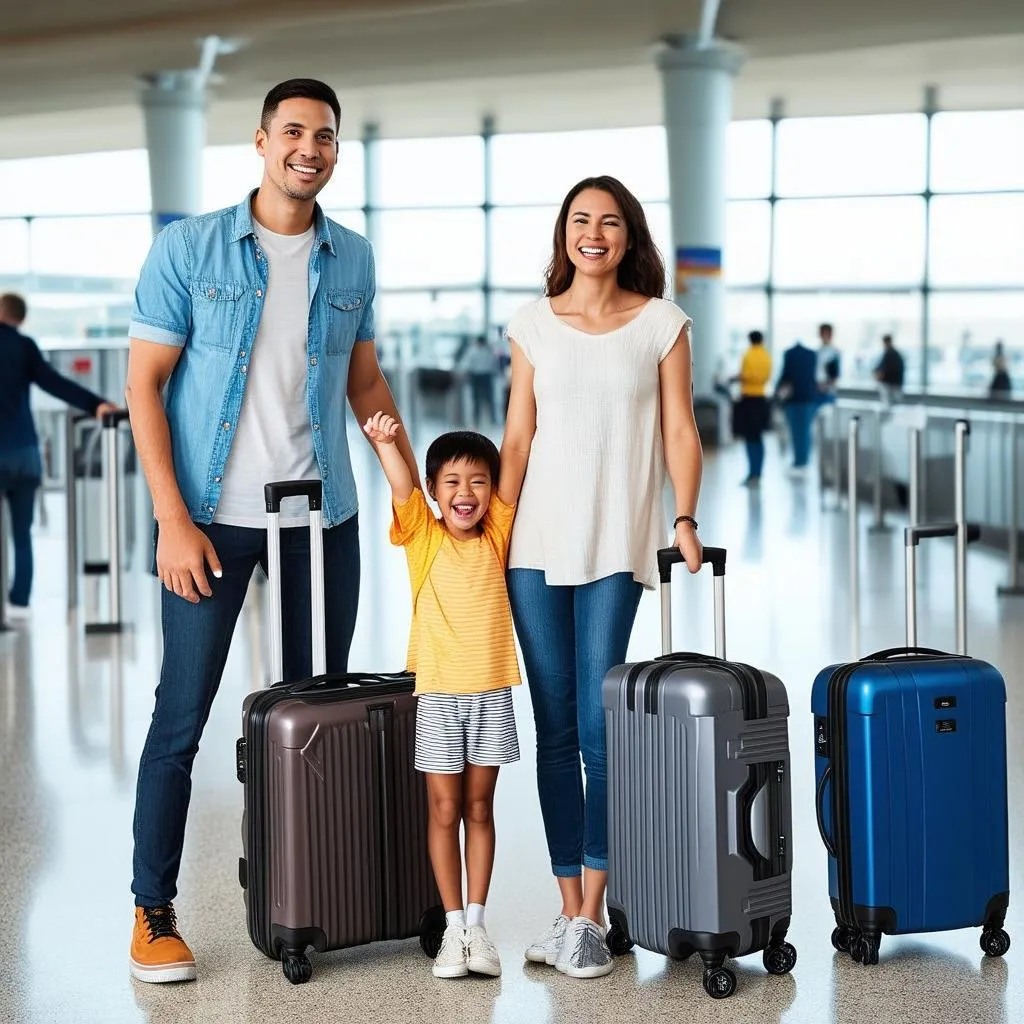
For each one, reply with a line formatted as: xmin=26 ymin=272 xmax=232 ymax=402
xmin=505 ymin=296 xmax=692 ymax=590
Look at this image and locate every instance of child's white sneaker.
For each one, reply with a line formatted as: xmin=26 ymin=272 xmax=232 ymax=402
xmin=432 ymin=924 xmax=468 ymax=978
xmin=524 ymin=914 xmax=569 ymax=965
xmin=465 ymin=924 xmax=501 ymax=977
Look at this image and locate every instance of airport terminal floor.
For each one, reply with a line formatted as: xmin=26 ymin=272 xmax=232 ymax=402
xmin=1 ymin=416 xmax=1022 ymax=1024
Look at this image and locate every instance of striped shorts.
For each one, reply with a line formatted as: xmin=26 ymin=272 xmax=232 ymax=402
xmin=414 ymin=687 xmax=520 ymax=774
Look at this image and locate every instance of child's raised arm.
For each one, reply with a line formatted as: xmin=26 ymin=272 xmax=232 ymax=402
xmin=363 ymin=411 xmax=415 ymax=503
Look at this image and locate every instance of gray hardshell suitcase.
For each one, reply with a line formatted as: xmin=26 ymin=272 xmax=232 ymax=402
xmin=603 ymin=546 xmax=796 ymax=999
xmin=237 ymin=480 xmax=444 ymax=984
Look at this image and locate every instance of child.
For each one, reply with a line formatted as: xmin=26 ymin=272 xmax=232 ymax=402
xmin=363 ymin=411 xmax=521 ymax=980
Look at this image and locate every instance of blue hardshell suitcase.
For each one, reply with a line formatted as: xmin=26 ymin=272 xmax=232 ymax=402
xmin=812 ymin=422 xmax=1010 ymax=964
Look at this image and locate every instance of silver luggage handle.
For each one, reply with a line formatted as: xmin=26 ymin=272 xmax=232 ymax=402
xmin=903 ymin=419 xmax=976 ymax=654
xmin=657 ymin=546 xmax=727 ymax=659
xmin=265 ymin=480 xmax=326 ymax=684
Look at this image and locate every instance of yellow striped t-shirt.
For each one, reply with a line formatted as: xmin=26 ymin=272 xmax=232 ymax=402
xmin=390 ymin=488 xmax=522 ymax=695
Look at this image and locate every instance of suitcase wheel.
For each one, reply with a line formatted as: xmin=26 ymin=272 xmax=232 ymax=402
xmin=830 ymin=926 xmax=854 ymax=953
xmin=763 ymin=941 xmax=797 ymax=976
xmin=607 ymin=922 xmax=634 ymax=957
xmin=981 ymin=929 xmax=1011 ymax=958
xmin=282 ymin=951 xmax=313 ymax=985
xmin=703 ymin=967 xmax=736 ymax=999
xmin=850 ymin=934 xmax=880 ymax=966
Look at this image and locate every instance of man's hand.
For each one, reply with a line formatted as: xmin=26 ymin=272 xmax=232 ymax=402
xmin=157 ymin=514 xmax=223 ymax=604
xmin=675 ymin=522 xmax=703 ymax=574
xmin=363 ymin=411 xmax=400 ymax=446
xmin=95 ymin=401 xmax=120 ymax=420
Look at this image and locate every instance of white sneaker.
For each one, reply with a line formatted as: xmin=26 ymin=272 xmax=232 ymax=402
xmin=432 ymin=924 xmax=468 ymax=979
xmin=524 ymin=914 xmax=570 ymax=965
xmin=555 ymin=917 xmax=614 ymax=979
xmin=465 ymin=924 xmax=501 ymax=977
xmin=5 ymin=603 xmax=30 ymax=622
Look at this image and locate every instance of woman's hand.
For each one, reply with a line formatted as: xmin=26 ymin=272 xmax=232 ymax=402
xmin=675 ymin=522 xmax=703 ymax=574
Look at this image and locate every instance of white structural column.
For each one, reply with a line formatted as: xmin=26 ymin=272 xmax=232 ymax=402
xmin=657 ymin=36 xmax=744 ymax=399
xmin=140 ymin=71 xmax=207 ymax=237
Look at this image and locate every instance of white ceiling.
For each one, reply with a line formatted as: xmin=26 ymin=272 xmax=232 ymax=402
xmin=1 ymin=0 xmax=1023 ymax=157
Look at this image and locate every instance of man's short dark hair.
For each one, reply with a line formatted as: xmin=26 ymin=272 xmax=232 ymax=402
xmin=426 ymin=431 xmax=500 ymax=486
xmin=819 ymin=323 xmax=833 ymax=335
xmin=748 ymin=330 xmax=764 ymax=345
xmin=261 ymin=79 xmax=341 ymax=134
xmin=882 ymin=333 xmax=893 ymax=345
xmin=0 ymin=292 xmax=27 ymax=323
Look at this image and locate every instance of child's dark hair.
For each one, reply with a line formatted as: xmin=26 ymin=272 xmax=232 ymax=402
xmin=426 ymin=431 xmax=500 ymax=485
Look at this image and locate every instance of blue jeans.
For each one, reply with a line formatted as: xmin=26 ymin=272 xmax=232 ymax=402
xmin=132 ymin=516 xmax=360 ymax=907
xmin=785 ymin=402 xmax=815 ymax=468
xmin=0 ymin=447 xmax=42 ymax=608
xmin=507 ymin=569 xmax=643 ymax=875
xmin=745 ymin=439 xmax=765 ymax=479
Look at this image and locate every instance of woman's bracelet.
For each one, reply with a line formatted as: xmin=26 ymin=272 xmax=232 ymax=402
xmin=674 ymin=515 xmax=698 ymax=531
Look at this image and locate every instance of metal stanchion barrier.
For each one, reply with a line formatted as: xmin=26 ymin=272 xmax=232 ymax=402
xmin=954 ymin=419 xmax=969 ymax=654
xmin=998 ymin=416 xmax=1024 ymax=598
xmin=833 ymin=403 xmax=843 ymax=509
xmin=85 ymin=410 xmax=131 ymax=634
xmin=869 ymin=405 xmax=892 ymax=533
xmin=908 ymin=426 xmax=922 ymax=528
xmin=848 ymin=415 xmax=861 ymax=658
xmin=64 ymin=411 xmax=93 ymax=613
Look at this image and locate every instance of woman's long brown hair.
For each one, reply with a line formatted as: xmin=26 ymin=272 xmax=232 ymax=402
xmin=544 ymin=175 xmax=666 ymax=299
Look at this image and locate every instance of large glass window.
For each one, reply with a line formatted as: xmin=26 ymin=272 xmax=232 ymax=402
xmin=490 ymin=207 xmax=558 ymax=289
xmin=726 ymin=120 xmax=773 ymax=199
xmin=0 ymin=151 xmax=151 ymax=217
xmin=930 ymin=111 xmax=1024 ymax=193
xmin=929 ymin=195 xmax=1024 ymax=287
xmin=773 ymin=197 xmax=926 ymax=288
xmin=375 ymin=137 xmax=483 ymax=207
xmin=724 ymin=291 xmax=771 ymax=370
xmin=0 ymin=219 xmax=30 ymax=274
xmin=30 ymin=216 xmax=153 ymax=280
xmin=772 ymin=292 xmax=923 ymax=385
xmin=776 ymin=114 xmax=927 ymax=197
xmin=927 ymin=292 xmax=1024 ymax=390
xmin=375 ymin=209 xmax=484 ymax=289
xmin=725 ymin=201 xmax=771 ymax=286
xmin=490 ymin=127 xmax=668 ymax=205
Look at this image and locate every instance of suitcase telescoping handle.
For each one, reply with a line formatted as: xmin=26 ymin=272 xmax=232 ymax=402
xmin=904 ymin=520 xmax=980 ymax=652
xmin=657 ymin=546 xmax=727 ymax=659
xmin=265 ymin=480 xmax=326 ymax=684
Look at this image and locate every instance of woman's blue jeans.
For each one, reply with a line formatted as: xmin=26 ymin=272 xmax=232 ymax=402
xmin=507 ymin=569 xmax=643 ymax=875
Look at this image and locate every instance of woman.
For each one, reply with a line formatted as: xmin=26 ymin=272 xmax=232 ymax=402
xmin=730 ymin=329 xmax=773 ymax=487
xmin=499 ymin=176 xmax=703 ymax=979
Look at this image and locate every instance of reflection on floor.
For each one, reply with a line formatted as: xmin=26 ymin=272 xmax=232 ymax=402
xmin=1 ymin=422 xmax=1022 ymax=1024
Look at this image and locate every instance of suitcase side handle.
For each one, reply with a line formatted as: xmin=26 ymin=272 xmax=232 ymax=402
xmin=657 ymin=546 xmax=727 ymax=659
xmin=815 ymin=763 xmax=836 ymax=860
xmin=264 ymin=479 xmax=327 ymax=683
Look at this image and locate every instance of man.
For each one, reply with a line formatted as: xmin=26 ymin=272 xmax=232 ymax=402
xmin=874 ymin=333 xmax=905 ymax=391
xmin=0 ymin=293 xmax=117 ymax=617
xmin=458 ymin=334 xmax=499 ymax=426
xmin=124 ymin=79 xmax=418 ymax=983
xmin=775 ymin=338 xmax=819 ymax=475
xmin=816 ymin=322 xmax=841 ymax=402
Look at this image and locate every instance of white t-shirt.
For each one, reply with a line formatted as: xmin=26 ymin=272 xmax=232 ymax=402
xmin=505 ymin=296 xmax=692 ymax=590
xmin=214 ymin=222 xmax=319 ymax=528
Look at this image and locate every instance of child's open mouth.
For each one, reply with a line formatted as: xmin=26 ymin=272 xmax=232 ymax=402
xmin=452 ymin=503 xmax=477 ymax=520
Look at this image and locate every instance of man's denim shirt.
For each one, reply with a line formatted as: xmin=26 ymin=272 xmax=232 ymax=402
xmin=128 ymin=192 xmax=375 ymax=529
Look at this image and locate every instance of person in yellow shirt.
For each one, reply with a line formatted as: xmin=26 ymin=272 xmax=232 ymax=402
xmin=363 ymin=410 xmax=521 ymax=982
xmin=730 ymin=330 xmax=773 ymax=486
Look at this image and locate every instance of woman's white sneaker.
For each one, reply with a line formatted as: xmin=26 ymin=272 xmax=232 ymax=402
xmin=555 ymin=917 xmax=614 ymax=979
xmin=465 ymin=925 xmax=502 ymax=976
xmin=432 ymin=924 xmax=468 ymax=978
xmin=524 ymin=914 xmax=570 ymax=965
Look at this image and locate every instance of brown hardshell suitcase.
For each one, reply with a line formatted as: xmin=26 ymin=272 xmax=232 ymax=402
xmin=237 ymin=480 xmax=444 ymax=983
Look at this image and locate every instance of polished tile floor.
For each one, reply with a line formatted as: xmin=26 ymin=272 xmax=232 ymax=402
xmin=1 ymin=420 xmax=1022 ymax=1024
